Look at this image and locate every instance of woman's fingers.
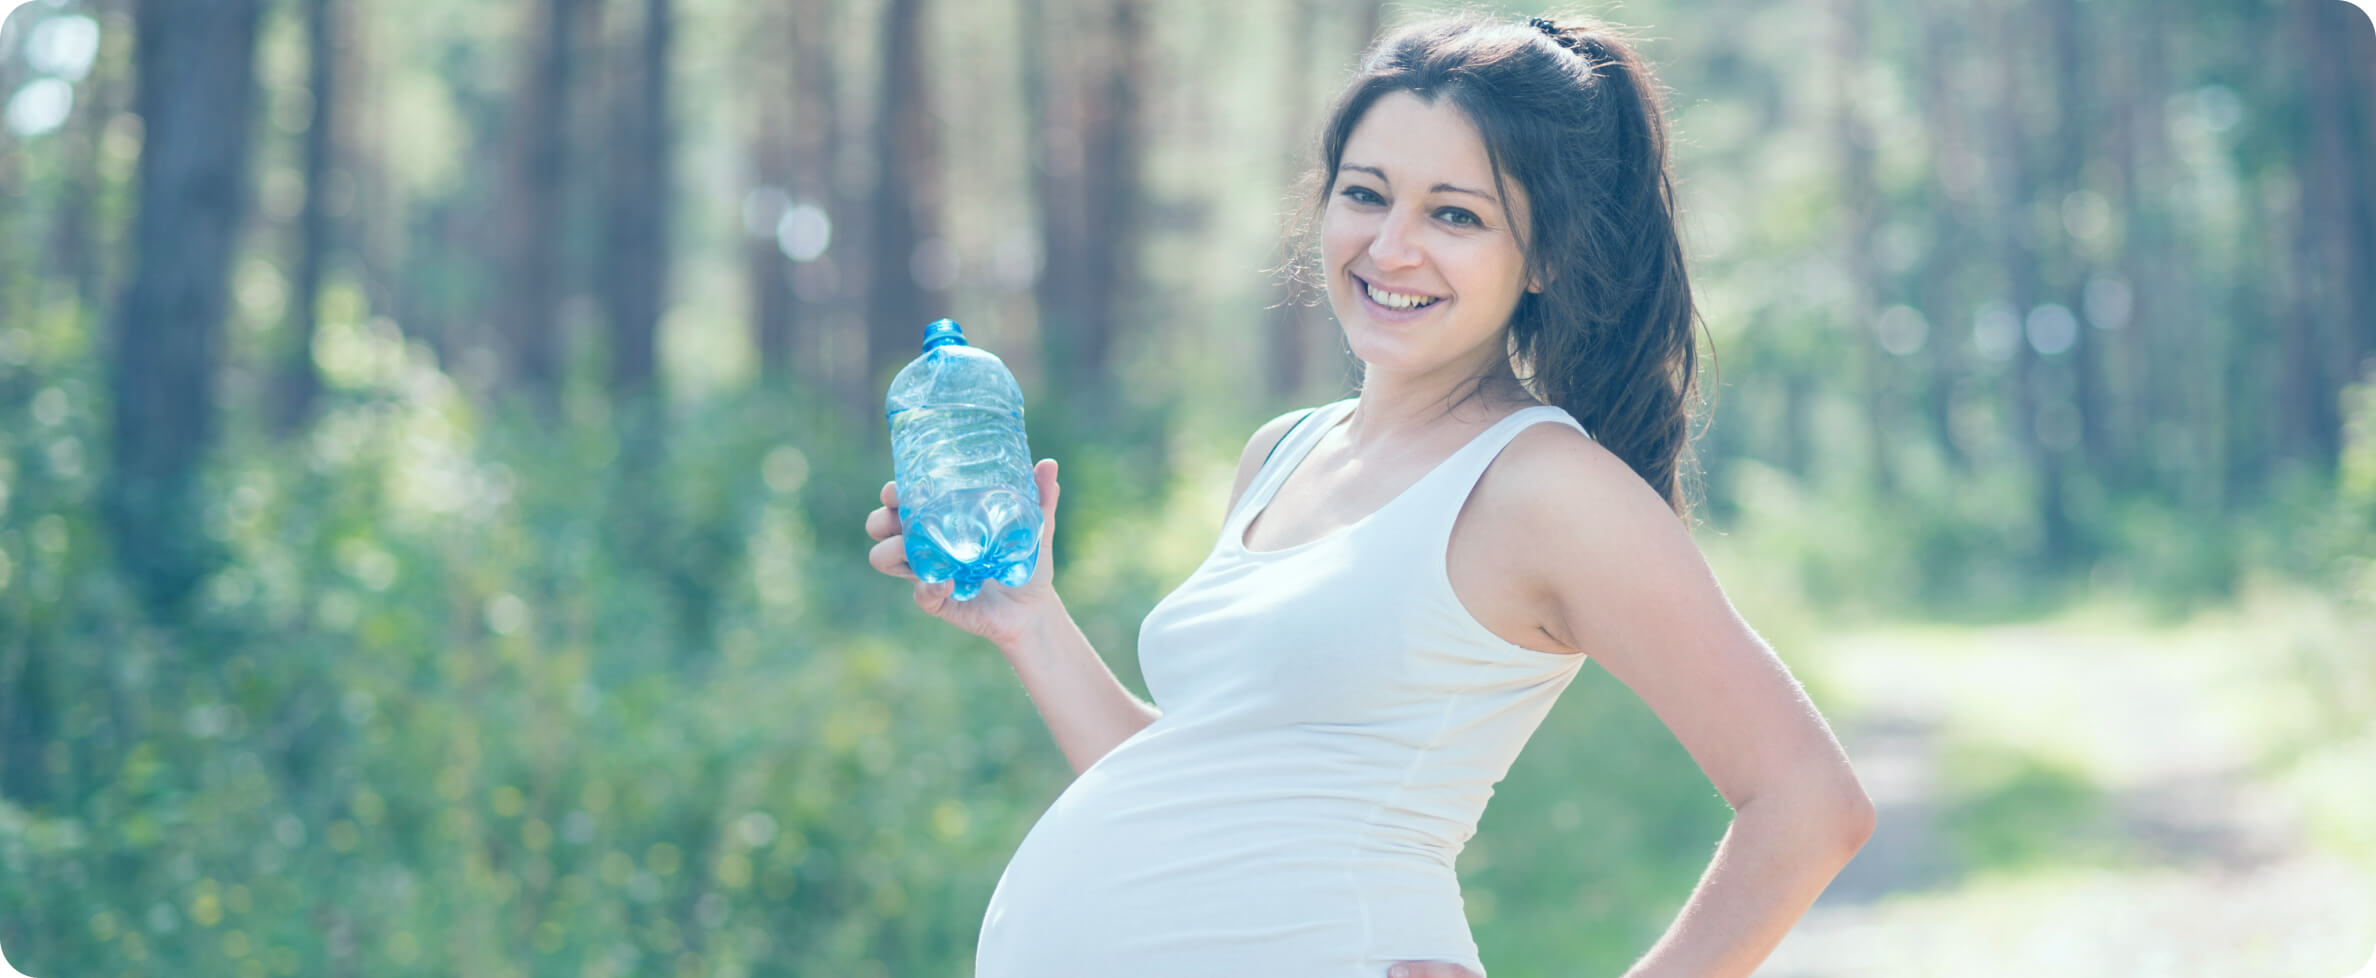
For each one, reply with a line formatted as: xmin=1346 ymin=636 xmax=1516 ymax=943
xmin=868 ymin=534 xmax=915 ymax=579
xmin=912 ymin=579 xmax=954 ymax=615
xmin=1036 ymin=459 xmax=1059 ymax=518
xmin=1034 ymin=458 xmax=1060 ymax=544
xmin=879 ymin=479 xmax=899 ymax=507
xmin=864 ymin=504 xmax=901 ymax=541
xmin=1387 ymin=963 xmax=1481 ymax=978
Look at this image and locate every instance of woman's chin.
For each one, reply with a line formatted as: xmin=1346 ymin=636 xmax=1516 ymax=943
xmin=1338 ymin=328 xmax=1516 ymax=386
xmin=1337 ymin=337 xmax=1430 ymax=377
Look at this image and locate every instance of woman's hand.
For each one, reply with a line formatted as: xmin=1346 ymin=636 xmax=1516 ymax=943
xmin=865 ymin=458 xmax=1064 ymax=651
xmin=1388 ymin=963 xmax=1482 ymax=978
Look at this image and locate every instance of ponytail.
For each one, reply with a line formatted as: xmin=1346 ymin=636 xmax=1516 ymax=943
xmin=1516 ymin=19 xmax=1704 ymax=519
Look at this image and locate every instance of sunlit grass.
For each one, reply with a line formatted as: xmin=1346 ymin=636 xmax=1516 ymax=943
xmin=1814 ymin=578 xmax=2367 ymax=793
xmin=1744 ymin=570 xmax=2376 ymax=977
xmin=1763 ymin=859 xmax=2375 ymax=978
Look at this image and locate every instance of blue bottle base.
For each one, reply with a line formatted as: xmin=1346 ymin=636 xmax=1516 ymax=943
xmin=913 ymin=551 xmax=1038 ymax=601
xmin=898 ymin=487 xmax=1041 ymax=601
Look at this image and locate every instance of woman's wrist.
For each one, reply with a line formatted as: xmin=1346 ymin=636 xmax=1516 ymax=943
xmin=991 ymin=591 xmax=1075 ymax=661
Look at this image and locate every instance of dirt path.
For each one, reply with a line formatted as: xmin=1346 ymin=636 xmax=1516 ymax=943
xmin=1752 ymin=623 xmax=2376 ymax=978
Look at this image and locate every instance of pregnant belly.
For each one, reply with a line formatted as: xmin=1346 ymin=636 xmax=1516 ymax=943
xmin=973 ymin=772 xmax=1484 ymax=978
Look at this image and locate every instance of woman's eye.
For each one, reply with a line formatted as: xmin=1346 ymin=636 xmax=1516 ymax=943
xmin=1339 ymin=186 xmax=1384 ymax=205
xmin=1437 ymin=207 xmax=1481 ymax=228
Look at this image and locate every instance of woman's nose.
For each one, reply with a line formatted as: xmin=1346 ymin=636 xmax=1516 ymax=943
xmin=1367 ymin=207 xmax=1423 ymax=270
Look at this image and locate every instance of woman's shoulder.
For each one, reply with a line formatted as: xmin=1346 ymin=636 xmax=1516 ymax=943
xmin=1455 ymin=409 xmax=1694 ymax=654
xmin=1473 ymin=411 xmax=1676 ymax=538
xmin=1239 ymin=399 xmax=1343 ymax=463
xmin=1225 ymin=400 xmax=1348 ymax=513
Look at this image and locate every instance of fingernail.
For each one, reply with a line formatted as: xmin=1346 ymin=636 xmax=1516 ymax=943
xmin=1389 ymin=968 xmax=1409 ymax=978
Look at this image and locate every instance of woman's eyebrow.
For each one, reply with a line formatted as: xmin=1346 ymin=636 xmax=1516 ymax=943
xmin=1341 ymin=163 xmax=1498 ymax=204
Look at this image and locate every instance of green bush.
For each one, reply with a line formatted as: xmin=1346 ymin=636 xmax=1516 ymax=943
xmin=0 ymin=345 xmax=1734 ymax=978
xmin=8 ymin=332 xmax=2367 ymax=976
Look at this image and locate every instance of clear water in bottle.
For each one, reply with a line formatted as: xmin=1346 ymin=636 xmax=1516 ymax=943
xmin=886 ymin=319 xmax=1040 ymax=601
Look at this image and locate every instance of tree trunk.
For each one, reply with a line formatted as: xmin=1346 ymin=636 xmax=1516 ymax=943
xmin=1264 ymin=0 xmax=1320 ymax=402
xmin=601 ymin=0 xmax=672 ymax=397
xmin=1075 ymin=0 xmax=1145 ymax=396
xmin=1993 ymin=0 xmax=2074 ymax=564
xmin=2341 ymin=13 xmax=2376 ymax=385
xmin=2115 ymin=9 xmax=2186 ymax=502
xmin=2096 ymin=9 xmax=2143 ymax=491
xmin=863 ymin=0 xmax=946 ymax=403
xmin=1914 ymin=0 xmax=1969 ymax=473
xmin=747 ymin=101 xmax=796 ymax=384
xmin=787 ymin=0 xmax=843 ymax=390
xmin=2280 ymin=0 xmax=2376 ymax=469
xmin=2048 ymin=0 xmax=2107 ymax=476
xmin=1021 ymin=0 xmax=1079 ymax=394
xmin=104 ymin=0 xmax=262 ymax=616
xmin=343 ymin=4 xmax=410 ymax=367
xmin=1028 ymin=0 xmax=1144 ymax=406
xmin=272 ymin=0 xmax=337 ymax=436
xmin=1832 ymin=0 xmax=1894 ymax=495
xmin=499 ymin=0 xmax=581 ymax=415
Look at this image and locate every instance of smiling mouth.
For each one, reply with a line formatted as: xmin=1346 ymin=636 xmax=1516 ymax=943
xmin=1355 ymin=274 xmax=1443 ymax=311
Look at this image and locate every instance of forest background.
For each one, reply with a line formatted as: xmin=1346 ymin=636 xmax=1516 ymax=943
xmin=0 ymin=0 xmax=2372 ymax=975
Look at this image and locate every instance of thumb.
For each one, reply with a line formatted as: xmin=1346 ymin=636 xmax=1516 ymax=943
xmin=1034 ymin=458 xmax=1060 ymax=538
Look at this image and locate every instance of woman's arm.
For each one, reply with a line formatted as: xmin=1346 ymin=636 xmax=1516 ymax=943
xmin=886 ymin=409 xmax=1314 ymax=777
xmin=1500 ymin=426 xmax=1876 ymax=976
xmin=868 ymin=462 xmax=1155 ymax=775
xmin=996 ymin=596 xmax=1161 ymax=776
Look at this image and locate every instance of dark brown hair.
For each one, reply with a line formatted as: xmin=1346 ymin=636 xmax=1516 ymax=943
xmin=1296 ymin=13 xmax=1707 ymax=517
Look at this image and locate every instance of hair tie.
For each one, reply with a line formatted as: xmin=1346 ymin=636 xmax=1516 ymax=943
xmin=1527 ymin=15 xmax=1590 ymax=58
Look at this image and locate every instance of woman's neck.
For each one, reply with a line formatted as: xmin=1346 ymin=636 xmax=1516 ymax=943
xmin=1342 ymin=361 xmax=1535 ymax=451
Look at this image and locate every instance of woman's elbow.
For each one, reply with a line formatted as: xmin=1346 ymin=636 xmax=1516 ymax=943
xmin=1834 ymin=780 xmax=1877 ymax=858
xmin=1780 ymin=767 xmax=1877 ymax=860
xmin=1738 ymin=769 xmax=1875 ymax=861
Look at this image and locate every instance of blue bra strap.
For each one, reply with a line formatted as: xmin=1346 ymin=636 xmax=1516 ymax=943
xmin=1261 ymin=407 xmax=1319 ymax=471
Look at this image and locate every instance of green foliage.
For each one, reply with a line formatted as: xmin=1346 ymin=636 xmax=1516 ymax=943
xmin=1459 ymin=670 xmax=1732 ymax=977
xmin=0 ymin=318 xmax=1744 ymax=977
xmin=1703 ymin=405 xmax=2376 ymax=627
xmin=5 ymin=315 xmax=2365 ymax=978
xmin=5 ymin=0 xmax=2371 ymax=972
xmin=0 ymin=320 xmax=1070 ymax=976
xmin=1934 ymin=743 xmax=2117 ymax=874
xmin=1712 ymin=453 xmax=2077 ymax=623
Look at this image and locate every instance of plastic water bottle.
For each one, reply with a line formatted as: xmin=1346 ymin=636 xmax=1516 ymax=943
xmin=885 ymin=319 xmax=1041 ymax=601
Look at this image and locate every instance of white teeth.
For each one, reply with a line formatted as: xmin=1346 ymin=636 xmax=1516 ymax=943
xmin=1363 ymin=280 xmax=1439 ymax=310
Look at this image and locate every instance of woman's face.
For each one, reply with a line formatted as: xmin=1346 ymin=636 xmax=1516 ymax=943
xmin=1321 ymin=90 xmax=1534 ymax=385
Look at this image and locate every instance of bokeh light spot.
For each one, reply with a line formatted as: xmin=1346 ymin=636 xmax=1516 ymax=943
xmin=762 ymin=446 xmax=809 ymax=494
xmin=2026 ymin=304 xmax=2078 ymax=356
xmin=1875 ymin=305 xmax=1929 ymax=356
xmin=27 ymin=14 xmax=100 ymax=81
xmin=775 ymin=202 xmax=830 ymax=261
xmin=4 ymin=78 xmax=74 ymax=137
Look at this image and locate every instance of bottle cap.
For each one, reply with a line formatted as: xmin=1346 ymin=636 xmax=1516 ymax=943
xmin=920 ymin=319 xmax=969 ymax=352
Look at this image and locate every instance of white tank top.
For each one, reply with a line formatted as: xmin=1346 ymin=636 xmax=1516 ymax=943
xmin=976 ymin=398 xmax=1593 ymax=978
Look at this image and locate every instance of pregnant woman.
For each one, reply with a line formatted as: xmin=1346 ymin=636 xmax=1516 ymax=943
xmin=865 ymin=12 xmax=1874 ymax=978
